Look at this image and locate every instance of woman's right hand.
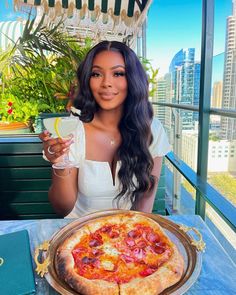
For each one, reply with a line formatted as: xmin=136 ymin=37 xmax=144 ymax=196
xmin=39 ymin=130 xmax=73 ymax=164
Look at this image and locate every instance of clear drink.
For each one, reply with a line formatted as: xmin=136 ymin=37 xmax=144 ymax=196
xmin=43 ymin=117 xmax=78 ymax=169
xmin=43 ymin=117 xmax=78 ymax=138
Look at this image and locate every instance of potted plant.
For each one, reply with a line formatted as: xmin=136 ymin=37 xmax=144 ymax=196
xmin=0 ymin=14 xmax=92 ymax=133
xmin=0 ymin=92 xmax=38 ymax=133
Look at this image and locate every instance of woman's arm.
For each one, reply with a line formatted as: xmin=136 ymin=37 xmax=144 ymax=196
xmin=39 ymin=130 xmax=78 ymax=216
xmin=136 ymin=156 xmax=163 ymax=213
xmin=48 ymin=167 xmax=78 ymax=216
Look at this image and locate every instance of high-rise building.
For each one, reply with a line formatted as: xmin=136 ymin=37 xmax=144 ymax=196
xmin=169 ymin=48 xmax=195 ymax=130
xmin=152 ymin=74 xmax=172 ymax=140
xmin=221 ymin=0 xmax=236 ymax=140
xmin=182 ymin=131 xmax=236 ymax=173
xmin=193 ymin=61 xmax=200 ymax=123
xmin=212 ymin=53 xmax=224 ymax=85
xmin=212 ymin=81 xmax=223 ymax=108
xmin=152 ymin=77 xmax=167 ymax=124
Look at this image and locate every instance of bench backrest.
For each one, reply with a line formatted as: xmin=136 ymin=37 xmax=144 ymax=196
xmin=0 ymin=136 xmax=59 ymax=219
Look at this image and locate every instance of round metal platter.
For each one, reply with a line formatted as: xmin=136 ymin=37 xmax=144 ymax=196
xmin=44 ymin=210 xmax=202 ymax=295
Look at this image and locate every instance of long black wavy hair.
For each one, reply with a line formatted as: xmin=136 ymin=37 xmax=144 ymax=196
xmin=73 ymin=41 xmax=155 ymax=209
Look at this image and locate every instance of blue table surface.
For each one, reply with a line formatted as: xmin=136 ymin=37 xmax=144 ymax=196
xmin=0 ymin=215 xmax=235 ymax=295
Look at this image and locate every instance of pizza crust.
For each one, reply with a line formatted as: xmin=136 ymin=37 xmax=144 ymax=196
xmin=86 ymin=214 xmax=123 ymax=233
xmin=119 ymin=243 xmax=184 ymax=295
xmin=55 ymin=212 xmax=184 ymax=295
xmin=59 ymin=226 xmax=91 ymax=250
xmin=56 ymin=249 xmax=119 ymax=295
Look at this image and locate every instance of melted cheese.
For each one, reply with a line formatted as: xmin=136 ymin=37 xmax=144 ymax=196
xmin=101 ymin=260 xmax=115 ymax=271
xmin=102 ymin=244 xmax=120 ymax=257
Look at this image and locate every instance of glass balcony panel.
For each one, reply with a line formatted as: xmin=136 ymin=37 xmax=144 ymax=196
xmin=153 ymin=107 xmax=200 ymax=173
xmin=208 ymin=115 xmax=236 ymax=208
xmin=165 ymin=164 xmax=195 ymax=215
xmin=205 ymin=203 xmax=236 ymax=264
xmin=147 ymin=1 xmax=201 ymax=108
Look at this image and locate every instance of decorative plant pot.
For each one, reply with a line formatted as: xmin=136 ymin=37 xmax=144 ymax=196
xmin=0 ymin=121 xmax=30 ymax=134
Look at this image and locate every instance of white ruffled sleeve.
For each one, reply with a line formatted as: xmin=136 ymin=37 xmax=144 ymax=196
xmin=149 ymin=118 xmax=171 ymax=158
xmin=68 ymin=117 xmax=85 ymax=167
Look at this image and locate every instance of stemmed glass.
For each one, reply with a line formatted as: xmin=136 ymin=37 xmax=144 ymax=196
xmin=43 ymin=117 xmax=78 ymax=169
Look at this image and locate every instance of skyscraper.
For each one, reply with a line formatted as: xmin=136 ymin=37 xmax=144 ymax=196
xmin=193 ymin=61 xmax=200 ymax=123
xmin=152 ymin=77 xmax=167 ymax=124
xmin=169 ymin=48 xmax=195 ymax=130
xmin=212 ymin=81 xmax=223 ymax=108
xmin=221 ymin=0 xmax=236 ymax=140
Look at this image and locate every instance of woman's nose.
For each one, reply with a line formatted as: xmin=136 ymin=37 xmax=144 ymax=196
xmin=101 ymin=74 xmax=112 ymax=87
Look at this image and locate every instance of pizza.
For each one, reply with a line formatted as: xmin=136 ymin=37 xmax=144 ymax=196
xmin=55 ymin=212 xmax=184 ymax=295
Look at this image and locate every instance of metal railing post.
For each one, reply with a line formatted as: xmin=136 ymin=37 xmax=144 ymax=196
xmin=196 ymin=0 xmax=214 ymax=218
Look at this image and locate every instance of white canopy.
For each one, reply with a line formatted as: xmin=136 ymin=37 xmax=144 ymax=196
xmin=14 ymin=0 xmax=153 ymax=44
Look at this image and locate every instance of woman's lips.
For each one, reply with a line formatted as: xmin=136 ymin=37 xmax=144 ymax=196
xmin=99 ymin=92 xmax=118 ymax=99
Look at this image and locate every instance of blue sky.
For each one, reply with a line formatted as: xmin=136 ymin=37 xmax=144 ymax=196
xmin=147 ymin=0 xmax=232 ymax=76
xmin=0 ymin=0 xmax=232 ymax=77
xmin=0 ymin=1 xmax=26 ymax=21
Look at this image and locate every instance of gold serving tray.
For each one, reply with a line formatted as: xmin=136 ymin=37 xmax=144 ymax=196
xmin=37 ymin=210 xmax=204 ymax=295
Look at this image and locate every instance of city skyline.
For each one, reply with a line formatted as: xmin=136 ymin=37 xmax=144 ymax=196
xmin=221 ymin=0 xmax=236 ymax=140
xmin=147 ymin=0 xmax=232 ymax=76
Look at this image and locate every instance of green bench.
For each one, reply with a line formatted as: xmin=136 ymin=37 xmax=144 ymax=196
xmin=0 ymin=136 xmax=166 ymax=220
xmin=0 ymin=136 xmax=59 ymax=220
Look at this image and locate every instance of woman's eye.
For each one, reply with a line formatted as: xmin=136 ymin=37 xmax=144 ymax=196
xmin=114 ymin=72 xmax=126 ymax=77
xmin=90 ymin=72 xmax=101 ymax=77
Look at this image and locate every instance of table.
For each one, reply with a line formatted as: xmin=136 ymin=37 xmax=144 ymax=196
xmin=0 ymin=215 xmax=235 ymax=295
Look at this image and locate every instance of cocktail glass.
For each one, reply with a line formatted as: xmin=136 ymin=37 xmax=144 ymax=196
xmin=43 ymin=117 xmax=78 ymax=169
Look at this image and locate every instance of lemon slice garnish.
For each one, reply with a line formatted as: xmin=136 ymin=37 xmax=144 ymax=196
xmin=54 ymin=117 xmax=62 ymax=138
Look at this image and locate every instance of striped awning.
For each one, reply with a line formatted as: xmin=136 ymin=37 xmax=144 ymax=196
xmin=0 ymin=20 xmax=25 ymax=51
xmin=14 ymin=0 xmax=152 ymax=42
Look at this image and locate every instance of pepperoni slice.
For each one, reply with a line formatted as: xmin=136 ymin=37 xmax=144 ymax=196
xmin=81 ymin=256 xmax=96 ymax=264
xmin=89 ymin=233 xmax=103 ymax=247
xmin=146 ymin=232 xmax=160 ymax=243
xmin=136 ymin=240 xmax=147 ymax=248
xmin=125 ymin=238 xmax=136 ymax=247
xmin=109 ymin=230 xmax=119 ymax=238
xmin=133 ymin=248 xmax=146 ymax=260
xmin=153 ymin=245 xmax=166 ymax=254
xmin=91 ymin=248 xmax=104 ymax=256
xmin=72 ymin=246 xmax=87 ymax=256
xmin=139 ymin=267 xmax=157 ymax=277
xmin=100 ymin=225 xmax=112 ymax=233
xmin=127 ymin=229 xmax=141 ymax=239
xmin=120 ymin=254 xmax=135 ymax=263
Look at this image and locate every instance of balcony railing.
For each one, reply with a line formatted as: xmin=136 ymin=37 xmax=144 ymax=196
xmin=152 ymin=0 xmax=236 ymax=234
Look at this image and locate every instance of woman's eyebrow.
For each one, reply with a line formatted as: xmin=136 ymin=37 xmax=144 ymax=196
xmin=91 ymin=65 xmax=125 ymax=69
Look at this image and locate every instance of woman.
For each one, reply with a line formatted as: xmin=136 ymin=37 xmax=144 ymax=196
xmin=40 ymin=41 xmax=170 ymax=218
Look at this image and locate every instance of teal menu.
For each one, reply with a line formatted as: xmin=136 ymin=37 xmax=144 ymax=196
xmin=0 ymin=230 xmax=36 ymax=295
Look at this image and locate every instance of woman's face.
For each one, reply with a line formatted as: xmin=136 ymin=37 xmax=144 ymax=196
xmin=89 ymin=50 xmax=128 ymax=112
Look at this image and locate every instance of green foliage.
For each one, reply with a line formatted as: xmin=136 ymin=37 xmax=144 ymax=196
xmin=0 ymin=14 xmax=92 ymax=126
xmin=209 ymin=133 xmax=220 ymax=141
xmin=182 ymin=173 xmax=236 ymax=206
xmin=208 ymin=173 xmax=236 ymax=206
xmin=139 ymin=57 xmax=159 ymax=98
xmin=0 ymin=92 xmax=38 ymax=123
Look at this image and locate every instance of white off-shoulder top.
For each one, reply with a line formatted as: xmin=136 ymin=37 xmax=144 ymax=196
xmin=66 ymin=117 xmax=171 ymax=218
